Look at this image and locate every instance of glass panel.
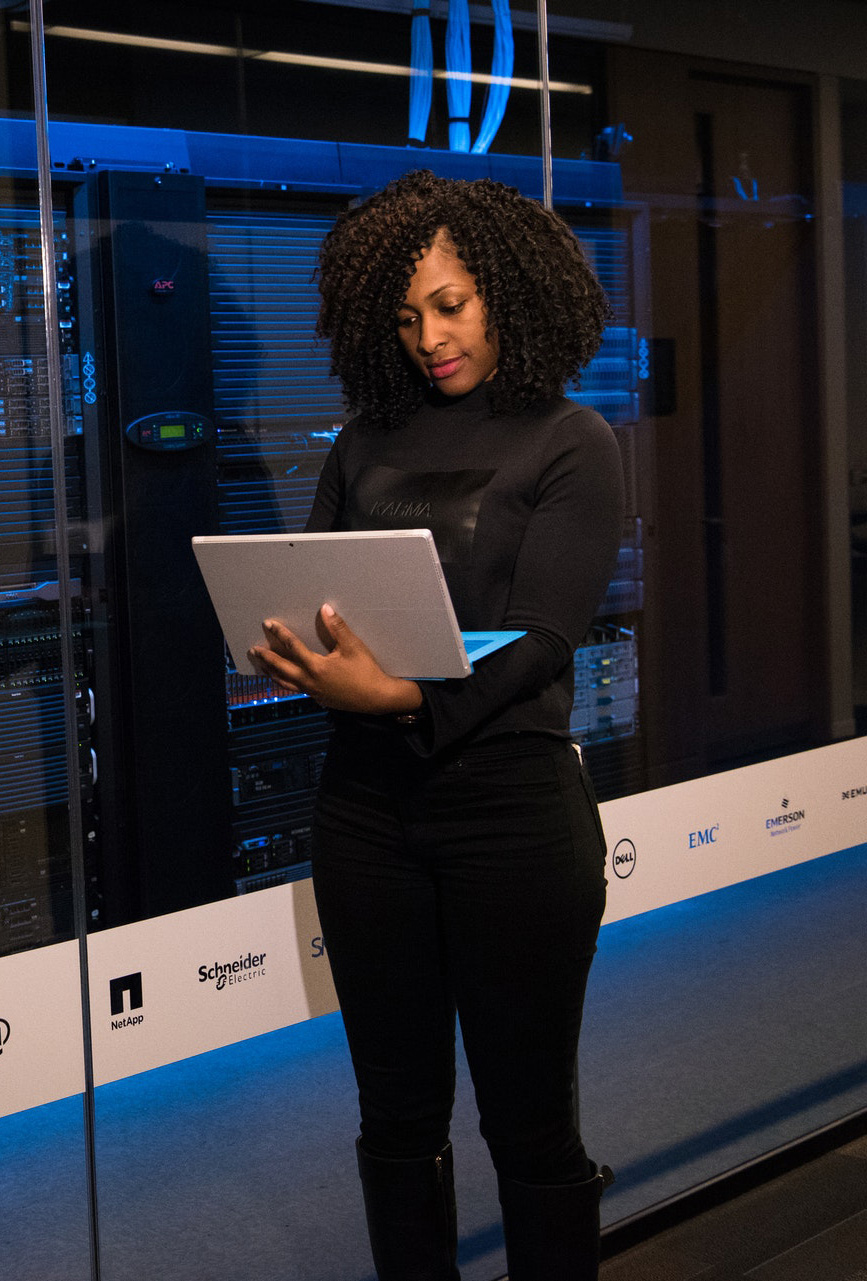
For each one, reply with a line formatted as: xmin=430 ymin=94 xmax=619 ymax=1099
xmin=550 ymin=18 xmax=849 ymax=792
xmin=23 ymin=0 xmax=555 ymax=935
xmin=23 ymin=0 xmax=860 ymax=1267
xmin=542 ymin=0 xmax=867 ymax=1227
xmin=585 ymin=844 xmax=867 ymax=1225
xmin=0 ymin=7 xmax=92 ymax=1278
xmin=32 ymin=2 xmax=554 ymax=1278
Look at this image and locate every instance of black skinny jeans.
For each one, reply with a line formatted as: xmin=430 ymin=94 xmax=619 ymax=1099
xmin=311 ymin=729 xmax=608 ymax=1185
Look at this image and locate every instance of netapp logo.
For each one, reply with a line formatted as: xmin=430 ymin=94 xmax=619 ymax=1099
xmin=611 ymin=838 xmax=636 ymax=879
xmin=765 ymin=799 xmax=805 ymax=835
xmin=198 ymin=951 xmax=267 ymax=991
xmin=109 ymin=973 xmax=144 ymax=1030
xmin=842 ymin=785 xmax=867 ymax=800
xmin=688 ymin=824 xmax=719 ymax=849
xmin=0 ymin=1018 xmax=10 ymax=1054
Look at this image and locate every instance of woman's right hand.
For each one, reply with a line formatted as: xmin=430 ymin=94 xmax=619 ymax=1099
xmin=248 ymin=605 xmax=424 ymax=716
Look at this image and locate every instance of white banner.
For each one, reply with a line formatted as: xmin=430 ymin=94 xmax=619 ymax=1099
xmin=86 ymin=876 xmax=337 ymax=1088
xmin=598 ymin=736 xmax=867 ymax=923
xmin=0 ymin=940 xmax=84 ymax=1118
xmin=2 ymin=736 xmax=866 ymax=1113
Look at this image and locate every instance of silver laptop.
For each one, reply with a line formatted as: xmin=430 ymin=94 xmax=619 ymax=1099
xmin=192 ymin=529 xmax=523 ymax=680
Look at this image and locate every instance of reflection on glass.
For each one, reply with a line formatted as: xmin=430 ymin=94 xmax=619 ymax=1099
xmin=6 ymin=1 xmax=579 ymax=156
xmin=7 ymin=5 xmax=861 ymax=1277
xmin=0 ymin=1 xmax=573 ymax=930
xmin=0 ymin=20 xmax=92 ymax=1281
xmin=0 ymin=189 xmax=95 ymax=956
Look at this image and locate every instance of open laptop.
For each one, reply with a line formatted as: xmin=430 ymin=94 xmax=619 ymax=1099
xmin=192 ymin=529 xmax=524 ymax=679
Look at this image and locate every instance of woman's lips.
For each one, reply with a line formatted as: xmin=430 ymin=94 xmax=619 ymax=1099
xmin=428 ymin=356 xmax=465 ymax=380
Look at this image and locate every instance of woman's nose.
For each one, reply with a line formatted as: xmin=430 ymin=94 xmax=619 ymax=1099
xmin=416 ymin=314 xmax=447 ymax=354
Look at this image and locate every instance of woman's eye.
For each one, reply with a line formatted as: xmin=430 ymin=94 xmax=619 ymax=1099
xmin=441 ymin=301 xmax=465 ymax=315
xmin=396 ymin=315 xmax=416 ymax=329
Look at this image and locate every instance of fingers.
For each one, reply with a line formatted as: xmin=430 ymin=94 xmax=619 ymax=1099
xmin=247 ymin=608 xmax=375 ymax=711
xmin=248 ymin=621 xmax=309 ymax=687
xmin=261 ymin=618 xmax=306 ymax=658
xmin=247 ymin=645 xmax=302 ymax=688
xmin=249 ymin=617 xmax=332 ymax=699
xmin=315 ymin=602 xmax=350 ymax=651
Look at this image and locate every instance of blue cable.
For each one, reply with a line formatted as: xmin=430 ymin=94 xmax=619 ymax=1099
xmin=446 ymin=0 xmax=472 ymax=152
xmin=472 ymin=0 xmax=514 ymax=155
xmin=409 ymin=0 xmax=433 ymax=145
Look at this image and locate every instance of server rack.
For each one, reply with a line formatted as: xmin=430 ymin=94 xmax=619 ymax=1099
xmin=0 ymin=196 xmax=99 ymax=953
xmin=0 ymin=127 xmax=652 ymax=944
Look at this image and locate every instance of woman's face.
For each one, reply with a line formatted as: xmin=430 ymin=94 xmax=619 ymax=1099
xmin=396 ymin=230 xmax=499 ymax=396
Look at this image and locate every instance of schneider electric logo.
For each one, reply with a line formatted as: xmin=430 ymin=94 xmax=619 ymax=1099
xmin=765 ymin=797 xmax=805 ymax=836
xmin=198 ymin=950 xmax=267 ymax=991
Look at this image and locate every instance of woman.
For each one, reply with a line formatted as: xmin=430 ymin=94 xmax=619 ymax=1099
xmin=249 ymin=170 xmax=624 ymax=1280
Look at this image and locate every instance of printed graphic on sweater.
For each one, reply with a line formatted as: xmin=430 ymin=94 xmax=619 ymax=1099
xmin=345 ymin=465 xmax=495 ymax=563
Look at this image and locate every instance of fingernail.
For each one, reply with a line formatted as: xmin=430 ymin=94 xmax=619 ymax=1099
xmin=321 ymin=603 xmax=334 ymax=619
xmin=263 ymin=620 xmax=276 ymax=631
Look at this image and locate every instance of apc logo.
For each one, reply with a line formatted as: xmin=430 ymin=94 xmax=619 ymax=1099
xmin=688 ymin=824 xmax=719 ymax=849
xmin=109 ymin=973 xmax=144 ymax=1030
xmin=0 ymin=1018 xmax=10 ymax=1054
xmin=611 ymin=838 xmax=637 ymax=879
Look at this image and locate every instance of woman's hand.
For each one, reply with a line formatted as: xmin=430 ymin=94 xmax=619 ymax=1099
xmin=247 ymin=604 xmax=423 ymax=716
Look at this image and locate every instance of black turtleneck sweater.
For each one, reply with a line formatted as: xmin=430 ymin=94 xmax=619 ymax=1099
xmin=306 ymin=385 xmax=625 ymax=758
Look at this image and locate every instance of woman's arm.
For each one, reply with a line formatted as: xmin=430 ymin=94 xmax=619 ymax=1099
xmin=406 ymin=408 xmax=626 ymax=755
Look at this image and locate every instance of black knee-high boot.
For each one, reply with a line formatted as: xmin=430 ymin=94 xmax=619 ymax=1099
xmin=497 ymin=1163 xmax=614 ymax=1281
xmin=356 ymin=1139 xmax=462 ymax=1281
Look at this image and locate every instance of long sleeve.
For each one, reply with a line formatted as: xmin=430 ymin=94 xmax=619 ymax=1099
xmin=409 ymin=407 xmax=624 ymax=755
xmin=305 ymin=391 xmax=625 ymax=757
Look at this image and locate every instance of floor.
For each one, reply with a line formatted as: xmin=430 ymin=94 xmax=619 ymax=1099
xmin=598 ymin=1132 xmax=867 ymax=1281
xmin=3 ymin=848 xmax=866 ymax=1280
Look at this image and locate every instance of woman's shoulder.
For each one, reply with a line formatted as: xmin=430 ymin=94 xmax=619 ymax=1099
xmin=522 ymin=396 xmax=617 ymax=449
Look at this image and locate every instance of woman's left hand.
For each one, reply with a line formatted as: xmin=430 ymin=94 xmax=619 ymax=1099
xmin=247 ymin=604 xmax=423 ymax=716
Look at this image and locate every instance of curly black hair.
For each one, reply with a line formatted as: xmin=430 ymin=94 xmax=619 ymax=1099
xmin=316 ymin=170 xmax=609 ymax=430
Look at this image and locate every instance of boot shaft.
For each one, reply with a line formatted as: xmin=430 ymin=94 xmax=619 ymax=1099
xmin=356 ymin=1139 xmax=461 ymax=1281
xmin=497 ymin=1162 xmax=614 ymax=1281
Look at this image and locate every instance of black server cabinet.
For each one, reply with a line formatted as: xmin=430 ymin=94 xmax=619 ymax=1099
xmin=92 ymin=171 xmax=233 ymax=918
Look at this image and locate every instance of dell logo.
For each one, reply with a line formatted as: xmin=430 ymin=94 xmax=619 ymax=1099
xmin=611 ymin=838 xmax=636 ymax=879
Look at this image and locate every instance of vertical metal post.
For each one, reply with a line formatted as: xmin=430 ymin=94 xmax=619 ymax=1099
xmin=536 ymin=0 xmax=553 ymax=210
xmin=27 ymin=3 xmax=101 ymax=1278
xmin=814 ymin=75 xmax=855 ymax=741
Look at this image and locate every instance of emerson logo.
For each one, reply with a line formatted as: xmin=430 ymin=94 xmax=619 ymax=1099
xmin=109 ymin=973 xmax=144 ymax=1030
xmin=198 ymin=950 xmax=266 ymax=991
xmin=611 ymin=838 xmax=636 ymax=879
xmin=765 ymin=797 xmax=805 ymax=836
